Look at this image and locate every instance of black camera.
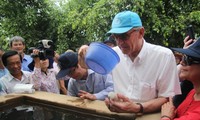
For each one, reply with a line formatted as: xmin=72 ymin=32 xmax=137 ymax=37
xmin=29 ymin=40 xmax=55 ymax=60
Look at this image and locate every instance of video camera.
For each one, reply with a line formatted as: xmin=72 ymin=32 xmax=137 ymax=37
xmin=29 ymin=40 xmax=55 ymax=60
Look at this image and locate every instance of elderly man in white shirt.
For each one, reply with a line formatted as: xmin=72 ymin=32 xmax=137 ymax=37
xmin=78 ymin=11 xmax=181 ymax=115
xmin=104 ymin=10 xmax=181 ymax=114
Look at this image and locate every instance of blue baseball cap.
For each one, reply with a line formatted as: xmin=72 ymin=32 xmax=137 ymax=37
xmin=56 ymin=52 xmax=78 ymax=79
xmin=171 ymin=38 xmax=200 ymax=59
xmin=107 ymin=11 xmax=142 ymax=34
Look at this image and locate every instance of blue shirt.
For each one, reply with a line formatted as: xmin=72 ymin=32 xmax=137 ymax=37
xmin=67 ymin=69 xmax=114 ymax=100
xmin=22 ymin=54 xmax=33 ymax=72
xmin=0 ymin=68 xmax=9 ymax=78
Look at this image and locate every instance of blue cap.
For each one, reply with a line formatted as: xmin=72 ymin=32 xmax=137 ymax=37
xmin=107 ymin=11 xmax=142 ymax=34
xmin=171 ymin=38 xmax=200 ymax=59
xmin=56 ymin=52 xmax=78 ymax=79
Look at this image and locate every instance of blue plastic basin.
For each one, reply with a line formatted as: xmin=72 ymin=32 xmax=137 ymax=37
xmin=85 ymin=42 xmax=120 ymax=75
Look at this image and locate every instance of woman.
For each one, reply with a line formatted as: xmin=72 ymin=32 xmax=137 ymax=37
xmin=31 ymin=49 xmax=59 ymax=94
xmin=161 ymin=37 xmax=200 ymax=120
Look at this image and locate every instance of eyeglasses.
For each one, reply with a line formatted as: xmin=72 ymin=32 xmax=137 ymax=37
xmin=112 ymin=29 xmax=140 ymax=41
xmin=182 ymin=55 xmax=200 ymax=66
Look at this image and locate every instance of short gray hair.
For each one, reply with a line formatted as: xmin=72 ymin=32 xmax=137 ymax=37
xmin=9 ymin=36 xmax=25 ymax=47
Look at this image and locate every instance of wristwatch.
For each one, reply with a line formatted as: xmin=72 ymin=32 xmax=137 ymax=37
xmin=136 ymin=103 xmax=144 ymax=115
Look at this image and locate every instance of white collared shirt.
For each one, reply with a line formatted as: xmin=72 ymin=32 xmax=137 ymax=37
xmin=0 ymin=71 xmax=32 ymax=95
xmin=112 ymin=40 xmax=181 ymax=102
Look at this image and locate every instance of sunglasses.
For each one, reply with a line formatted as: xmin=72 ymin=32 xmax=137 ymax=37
xmin=112 ymin=29 xmax=139 ymax=41
xmin=182 ymin=55 xmax=200 ymax=66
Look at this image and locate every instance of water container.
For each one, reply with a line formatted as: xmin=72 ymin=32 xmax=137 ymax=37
xmin=85 ymin=42 xmax=120 ymax=75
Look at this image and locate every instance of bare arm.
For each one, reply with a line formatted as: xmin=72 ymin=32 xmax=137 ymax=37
xmin=142 ymin=97 xmax=168 ymax=113
xmin=32 ymin=49 xmax=40 ymax=68
xmin=105 ymin=93 xmax=168 ymax=113
xmin=59 ymin=80 xmax=67 ymax=95
xmin=31 ymin=49 xmax=41 ymax=90
xmin=78 ymin=45 xmax=89 ymax=69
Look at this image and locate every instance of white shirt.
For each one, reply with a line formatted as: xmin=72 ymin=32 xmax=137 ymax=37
xmin=0 ymin=71 xmax=32 ymax=95
xmin=112 ymin=40 xmax=181 ymax=102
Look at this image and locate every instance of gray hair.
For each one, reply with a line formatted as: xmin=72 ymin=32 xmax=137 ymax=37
xmin=9 ymin=36 xmax=25 ymax=47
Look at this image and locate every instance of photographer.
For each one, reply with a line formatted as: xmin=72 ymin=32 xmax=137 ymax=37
xmin=31 ymin=49 xmax=59 ymax=94
xmin=28 ymin=39 xmax=55 ymax=69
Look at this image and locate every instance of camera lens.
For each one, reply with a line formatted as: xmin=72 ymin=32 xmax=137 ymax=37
xmin=39 ymin=51 xmax=47 ymax=60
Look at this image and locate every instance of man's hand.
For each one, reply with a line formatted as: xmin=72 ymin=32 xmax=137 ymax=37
xmin=32 ymin=49 xmax=40 ymax=68
xmin=105 ymin=93 xmax=140 ymax=113
xmin=78 ymin=90 xmax=96 ymax=100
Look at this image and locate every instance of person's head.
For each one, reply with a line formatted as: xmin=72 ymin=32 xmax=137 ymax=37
xmin=9 ymin=36 xmax=25 ymax=55
xmin=57 ymin=52 xmax=86 ymax=80
xmin=103 ymin=36 xmax=116 ymax=48
xmin=172 ymin=38 xmax=200 ymax=82
xmin=65 ymin=49 xmax=74 ymax=53
xmin=40 ymin=58 xmax=50 ymax=71
xmin=28 ymin=57 xmax=51 ymax=71
xmin=107 ymin=11 xmax=144 ymax=56
xmin=2 ymin=50 xmax=22 ymax=75
xmin=66 ymin=64 xmax=87 ymax=80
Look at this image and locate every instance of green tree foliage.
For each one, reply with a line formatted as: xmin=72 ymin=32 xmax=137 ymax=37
xmin=0 ymin=0 xmax=200 ymax=53
xmin=0 ymin=0 xmax=59 ymax=52
xmin=56 ymin=0 xmax=200 ymax=52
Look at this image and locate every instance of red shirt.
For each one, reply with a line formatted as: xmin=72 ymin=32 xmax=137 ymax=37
xmin=175 ymin=89 xmax=200 ymax=120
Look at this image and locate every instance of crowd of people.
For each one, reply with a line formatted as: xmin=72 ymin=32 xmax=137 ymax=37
xmin=0 ymin=10 xmax=200 ymax=120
